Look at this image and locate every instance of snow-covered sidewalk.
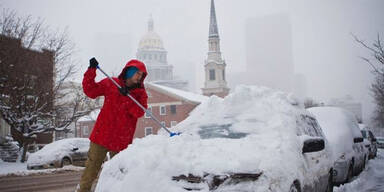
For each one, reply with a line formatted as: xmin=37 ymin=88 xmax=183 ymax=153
xmin=335 ymin=149 xmax=384 ymax=192
xmin=0 ymin=160 xmax=84 ymax=177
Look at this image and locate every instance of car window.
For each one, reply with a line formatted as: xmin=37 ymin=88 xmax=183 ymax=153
xmin=198 ymin=124 xmax=248 ymax=139
xmin=299 ymin=115 xmax=324 ymax=137
xmin=368 ymin=131 xmax=375 ymax=139
xmin=361 ymin=130 xmax=367 ymax=138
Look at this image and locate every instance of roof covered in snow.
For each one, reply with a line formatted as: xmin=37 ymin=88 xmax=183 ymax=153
xmin=146 ymin=83 xmax=208 ymax=104
xmin=78 ymin=109 xmax=100 ymax=122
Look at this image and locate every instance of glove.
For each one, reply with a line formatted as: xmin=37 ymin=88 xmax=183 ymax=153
xmin=89 ymin=57 xmax=99 ymax=68
xmin=119 ymin=86 xmax=129 ymax=96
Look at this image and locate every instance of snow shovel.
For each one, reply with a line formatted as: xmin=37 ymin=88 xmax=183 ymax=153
xmin=96 ymin=65 xmax=180 ymax=137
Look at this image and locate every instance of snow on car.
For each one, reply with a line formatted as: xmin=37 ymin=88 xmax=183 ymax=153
xmin=95 ymin=85 xmax=334 ymax=192
xmin=377 ymin=137 xmax=384 ymax=149
xmin=27 ymin=138 xmax=90 ymax=170
xmin=359 ymin=124 xmax=378 ymax=159
xmin=308 ymin=107 xmax=367 ymax=185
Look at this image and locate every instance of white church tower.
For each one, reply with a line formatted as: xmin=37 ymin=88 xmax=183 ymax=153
xmin=202 ymin=0 xmax=229 ymax=97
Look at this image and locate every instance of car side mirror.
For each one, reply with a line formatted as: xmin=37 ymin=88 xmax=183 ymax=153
xmin=354 ymin=137 xmax=363 ymax=143
xmin=302 ymin=138 xmax=325 ymax=153
xmin=72 ymin=147 xmax=79 ymax=151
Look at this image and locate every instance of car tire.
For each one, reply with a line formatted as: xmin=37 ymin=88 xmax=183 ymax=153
xmin=61 ymin=157 xmax=72 ymax=167
xmin=326 ymin=173 xmax=334 ymax=192
xmin=289 ymin=181 xmax=301 ymax=192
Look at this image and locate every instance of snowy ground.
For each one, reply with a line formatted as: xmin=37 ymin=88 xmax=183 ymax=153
xmin=0 ymin=160 xmax=84 ymax=177
xmin=335 ymin=149 xmax=384 ymax=192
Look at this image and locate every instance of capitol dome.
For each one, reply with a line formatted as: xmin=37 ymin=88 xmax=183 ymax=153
xmin=138 ymin=17 xmax=165 ymax=51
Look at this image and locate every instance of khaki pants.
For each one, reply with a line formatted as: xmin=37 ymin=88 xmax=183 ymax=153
xmin=78 ymin=142 xmax=118 ymax=192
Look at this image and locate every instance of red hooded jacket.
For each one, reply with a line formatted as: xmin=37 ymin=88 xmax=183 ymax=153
xmin=82 ymin=60 xmax=148 ymax=152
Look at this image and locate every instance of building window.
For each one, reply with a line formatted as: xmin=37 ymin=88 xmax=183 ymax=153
xmin=145 ymin=106 xmax=152 ymax=118
xmin=160 ymin=105 xmax=166 ymax=115
xmin=222 ymin=69 xmax=225 ymax=80
xmin=209 ymin=69 xmax=215 ymax=80
xmin=170 ymin=105 xmax=176 ymax=114
xmin=171 ymin=121 xmax=177 ymax=127
xmin=83 ymin=126 xmax=89 ymax=136
xmin=145 ymin=127 xmax=153 ymax=136
xmin=161 ymin=121 xmax=166 ymax=128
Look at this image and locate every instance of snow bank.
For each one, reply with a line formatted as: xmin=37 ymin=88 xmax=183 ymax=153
xmin=27 ymin=138 xmax=89 ymax=165
xmin=0 ymin=161 xmax=84 ymax=177
xmin=96 ymin=85 xmax=330 ymax=192
xmin=308 ymin=107 xmax=358 ymax=161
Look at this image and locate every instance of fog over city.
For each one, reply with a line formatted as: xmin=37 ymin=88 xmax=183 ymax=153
xmin=1 ymin=0 xmax=384 ymax=122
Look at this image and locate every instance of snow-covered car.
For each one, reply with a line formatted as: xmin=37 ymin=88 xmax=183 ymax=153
xmin=27 ymin=138 xmax=90 ymax=170
xmin=308 ymin=107 xmax=367 ymax=185
xmin=377 ymin=137 xmax=384 ymax=149
xmin=359 ymin=125 xmax=377 ymax=159
xmin=95 ymin=85 xmax=334 ymax=192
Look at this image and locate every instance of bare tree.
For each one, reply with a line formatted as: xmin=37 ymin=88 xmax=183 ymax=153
xmin=353 ymin=34 xmax=384 ymax=131
xmin=0 ymin=9 xmax=97 ymax=162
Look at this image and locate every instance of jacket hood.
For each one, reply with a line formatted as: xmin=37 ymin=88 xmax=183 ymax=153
xmin=118 ymin=59 xmax=147 ymax=85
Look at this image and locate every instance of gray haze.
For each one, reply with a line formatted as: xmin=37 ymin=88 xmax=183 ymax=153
xmin=1 ymin=0 xmax=384 ymax=122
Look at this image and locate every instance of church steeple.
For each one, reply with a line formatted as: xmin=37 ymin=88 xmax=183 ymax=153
xmin=209 ymin=0 xmax=219 ymax=38
xmin=202 ymin=0 xmax=229 ymax=98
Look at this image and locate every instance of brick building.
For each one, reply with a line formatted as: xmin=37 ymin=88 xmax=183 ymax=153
xmin=135 ymin=83 xmax=207 ymax=138
xmin=76 ymin=83 xmax=208 ymax=139
xmin=0 ymin=35 xmax=54 ymax=145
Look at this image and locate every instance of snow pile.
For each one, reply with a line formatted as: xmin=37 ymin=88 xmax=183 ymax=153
xmin=96 ymin=85 xmax=329 ymax=192
xmin=308 ymin=107 xmax=356 ymax=161
xmin=27 ymin=138 xmax=89 ymax=166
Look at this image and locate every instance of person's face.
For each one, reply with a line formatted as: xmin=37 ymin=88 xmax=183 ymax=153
xmin=125 ymin=70 xmax=143 ymax=86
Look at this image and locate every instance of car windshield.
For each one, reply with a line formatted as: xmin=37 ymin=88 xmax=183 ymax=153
xmin=198 ymin=124 xmax=248 ymax=139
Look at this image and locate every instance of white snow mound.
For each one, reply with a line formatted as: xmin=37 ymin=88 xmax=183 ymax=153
xmin=96 ymin=85 xmax=331 ymax=192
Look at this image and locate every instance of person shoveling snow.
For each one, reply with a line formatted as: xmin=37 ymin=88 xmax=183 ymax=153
xmin=76 ymin=57 xmax=148 ymax=192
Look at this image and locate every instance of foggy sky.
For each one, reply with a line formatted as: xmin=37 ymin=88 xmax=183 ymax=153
xmin=1 ymin=0 xmax=384 ymax=122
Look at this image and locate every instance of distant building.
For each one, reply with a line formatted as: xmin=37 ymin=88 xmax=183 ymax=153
xmin=136 ymin=16 xmax=188 ymax=90
xmin=202 ymin=0 xmax=229 ymax=98
xmin=76 ymin=83 xmax=207 ymax=139
xmin=240 ymin=13 xmax=295 ymax=93
xmin=76 ymin=109 xmax=100 ymax=139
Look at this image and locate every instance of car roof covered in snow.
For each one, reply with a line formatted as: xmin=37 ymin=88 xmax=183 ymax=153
xmin=27 ymin=138 xmax=90 ymax=165
xmin=308 ymin=106 xmax=362 ymax=160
